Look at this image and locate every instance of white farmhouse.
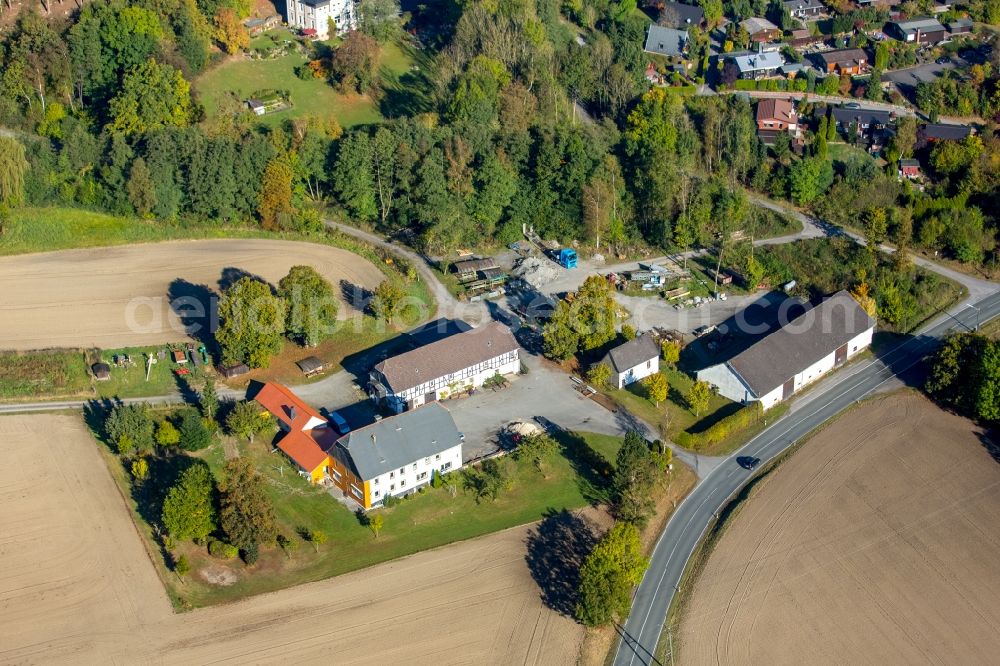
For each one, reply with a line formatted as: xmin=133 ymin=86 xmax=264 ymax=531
xmin=697 ymin=291 xmax=875 ymax=410
xmin=601 ymin=333 xmax=661 ymax=389
xmin=369 ymin=321 xmax=521 ymax=413
xmin=330 ymin=403 xmax=464 ymax=509
xmin=284 ymin=0 xmax=356 ymax=38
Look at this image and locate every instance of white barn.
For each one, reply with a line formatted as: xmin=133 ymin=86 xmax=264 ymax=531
xmin=602 ymin=333 xmax=661 ymax=389
xmin=697 ymin=291 xmax=875 ymax=410
xmin=369 ymin=321 xmax=520 ymax=413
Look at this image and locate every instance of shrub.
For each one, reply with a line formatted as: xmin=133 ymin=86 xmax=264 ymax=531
xmin=242 ymin=542 xmax=259 ymax=565
xmin=208 ymin=539 xmax=239 ymax=559
xmin=382 ymin=493 xmax=400 ymax=508
xmin=675 ymin=402 xmax=771 ymax=449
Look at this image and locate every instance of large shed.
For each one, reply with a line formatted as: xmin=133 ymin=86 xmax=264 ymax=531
xmin=697 ymin=291 xmax=875 ymax=409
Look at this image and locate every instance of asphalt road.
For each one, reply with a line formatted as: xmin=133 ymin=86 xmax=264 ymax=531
xmin=613 ymin=290 xmax=1000 ymax=666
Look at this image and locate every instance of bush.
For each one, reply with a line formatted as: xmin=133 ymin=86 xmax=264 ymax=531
xmin=242 ymin=542 xmax=259 ymax=565
xmin=382 ymin=493 xmax=400 ymax=508
xmin=431 ymin=469 xmax=443 ymax=488
xmin=208 ymin=539 xmax=239 ymax=559
xmin=675 ymin=402 xmax=773 ymax=450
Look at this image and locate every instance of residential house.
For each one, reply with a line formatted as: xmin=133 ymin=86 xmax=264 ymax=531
xmin=728 ymin=50 xmax=784 ymax=79
xmin=329 ymin=403 xmax=464 ymax=509
xmin=885 ymin=17 xmax=947 ymax=45
xmin=898 ymin=158 xmax=922 ymax=179
xmin=813 ymin=48 xmax=869 ymax=75
xmin=740 ymin=17 xmax=781 ymax=43
xmin=369 ymin=321 xmax=520 ymax=412
xmin=697 ymin=291 xmax=875 ymax=410
xmin=783 ymin=0 xmax=823 ymax=19
xmin=831 ymin=107 xmax=892 ymax=147
xmin=243 ymin=14 xmax=280 ymax=36
xmin=787 ymin=28 xmax=821 ymax=48
xmin=284 ymin=0 xmax=356 ymax=39
xmin=656 ymin=0 xmax=704 ymax=28
xmin=644 ymin=25 xmax=690 ymax=58
xmin=756 ymin=98 xmax=802 ymax=146
xmin=918 ymin=122 xmax=972 ymax=148
xmin=253 ymin=381 xmax=340 ymax=484
xmin=946 ymin=18 xmax=973 ymax=34
xmin=600 ymin=334 xmax=661 ymax=389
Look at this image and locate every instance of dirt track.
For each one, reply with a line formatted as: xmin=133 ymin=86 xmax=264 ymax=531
xmin=678 ymin=392 xmax=1000 ymax=665
xmin=0 ymin=414 xmax=583 ymax=664
xmin=0 ymin=239 xmax=385 ymax=350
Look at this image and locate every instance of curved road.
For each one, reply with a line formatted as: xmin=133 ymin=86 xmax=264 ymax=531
xmin=614 ymin=290 xmax=1000 ymax=665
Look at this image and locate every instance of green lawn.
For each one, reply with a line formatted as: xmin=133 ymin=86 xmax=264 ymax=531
xmin=114 ymin=429 xmax=626 ymax=609
xmin=194 ymin=40 xmax=417 ymax=129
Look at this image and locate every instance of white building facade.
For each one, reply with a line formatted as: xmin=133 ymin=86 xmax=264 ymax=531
xmin=367 ymin=442 xmax=463 ymax=506
xmin=285 ymin=0 xmax=356 ymax=38
xmin=697 ymin=292 xmax=875 ymax=410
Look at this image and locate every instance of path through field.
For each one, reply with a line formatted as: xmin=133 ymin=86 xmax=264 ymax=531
xmin=0 ymin=414 xmax=583 ymax=664
xmin=678 ymin=392 xmax=1000 ymax=664
xmin=0 ymin=239 xmax=386 ymax=350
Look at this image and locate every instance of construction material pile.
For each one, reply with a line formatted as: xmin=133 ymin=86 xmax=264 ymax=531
xmin=512 ymin=256 xmax=559 ymax=288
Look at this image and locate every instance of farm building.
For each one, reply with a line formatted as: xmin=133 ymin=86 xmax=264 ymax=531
xmin=254 ymin=382 xmax=463 ymax=508
xmin=330 ymin=403 xmax=464 ymax=509
xmin=601 ymin=333 xmax=661 ymax=389
xmin=253 ymin=381 xmax=336 ymax=484
xmin=369 ymin=321 xmax=520 ymax=413
xmin=696 ymin=291 xmax=875 ymax=410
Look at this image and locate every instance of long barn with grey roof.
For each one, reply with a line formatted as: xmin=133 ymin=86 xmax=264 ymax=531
xmin=697 ymin=291 xmax=875 ymax=409
xmin=369 ymin=321 xmax=520 ymax=413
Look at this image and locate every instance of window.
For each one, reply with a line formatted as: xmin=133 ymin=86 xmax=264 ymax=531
xmin=424 ymin=457 xmax=430 ymax=465
xmin=390 ymin=484 xmax=395 ymax=491
xmin=390 ymin=471 xmax=395 ymax=479
xmin=412 ymin=463 xmax=417 ymax=471
xmin=374 ymin=490 xmax=380 ymax=498
xmin=435 ymin=454 xmax=441 ymax=460
xmin=646 ymin=360 xmax=651 ymax=368
xmin=399 ymin=467 xmax=405 ymax=475
xmin=400 ymin=479 xmax=406 ymax=488
xmin=417 ymin=471 xmax=428 ymax=481
xmin=373 ymin=478 xmax=379 ymax=486
xmin=332 ymin=469 xmax=342 ymax=481
xmin=441 ymin=462 xmax=453 ymax=472
xmin=350 ymin=485 xmax=362 ymax=499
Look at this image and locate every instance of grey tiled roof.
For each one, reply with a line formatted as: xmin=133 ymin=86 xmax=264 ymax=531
xmin=332 ymin=403 xmax=462 ymax=480
xmin=603 ymin=334 xmax=660 ymax=374
xmin=726 ymin=291 xmax=875 ymax=397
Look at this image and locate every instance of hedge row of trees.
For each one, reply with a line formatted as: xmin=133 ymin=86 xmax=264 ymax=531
xmin=926 ymin=332 xmax=1000 ymax=423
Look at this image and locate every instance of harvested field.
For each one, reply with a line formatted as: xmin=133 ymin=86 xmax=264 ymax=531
xmin=0 ymin=239 xmax=385 ymax=351
xmin=0 ymin=414 xmax=584 ymax=664
xmin=678 ymin=392 xmax=1000 ymax=665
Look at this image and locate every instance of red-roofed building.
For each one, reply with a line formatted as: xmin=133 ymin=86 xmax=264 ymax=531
xmin=254 ymin=382 xmax=332 ymax=483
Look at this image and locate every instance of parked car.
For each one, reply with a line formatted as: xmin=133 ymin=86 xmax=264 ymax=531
xmin=694 ymin=324 xmax=717 ymax=336
xmin=328 ymin=411 xmax=350 ymax=435
xmin=935 ymin=56 xmax=950 ymax=64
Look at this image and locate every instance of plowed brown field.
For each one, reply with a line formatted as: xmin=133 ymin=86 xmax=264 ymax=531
xmin=0 ymin=239 xmax=384 ymax=350
xmin=678 ymin=392 xmax=1000 ymax=665
xmin=0 ymin=414 xmax=583 ymax=664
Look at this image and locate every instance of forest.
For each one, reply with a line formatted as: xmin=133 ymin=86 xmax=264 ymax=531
xmin=0 ymin=0 xmax=997 ymax=272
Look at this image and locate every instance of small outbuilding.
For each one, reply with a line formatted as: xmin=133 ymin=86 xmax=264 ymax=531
xmin=219 ymin=363 xmax=250 ymax=379
xmin=296 ymin=355 xmax=328 ymax=377
xmin=92 ymin=363 xmax=111 ymax=381
xmin=601 ymin=333 xmax=661 ymax=389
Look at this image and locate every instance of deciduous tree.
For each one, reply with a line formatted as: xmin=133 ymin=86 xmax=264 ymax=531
xmin=161 ymin=461 xmax=216 ymax=541
xmin=279 ymin=265 xmax=338 ymax=347
xmin=687 ymin=380 xmax=711 ymax=417
xmin=105 ymin=403 xmax=155 ymax=457
xmin=219 ymin=457 xmax=277 ymax=551
xmin=0 ymin=136 xmax=29 ymax=206
xmin=214 ymin=7 xmax=248 ymax=55
xmin=226 ymin=400 xmax=274 ymax=442
xmin=370 ymin=280 xmax=404 ymax=322
xmin=370 ymin=513 xmax=384 ymax=537
xmin=108 ymin=59 xmax=192 ymax=136
xmin=513 ymin=433 xmax=559 ymax=472
xmin=642 ymin=372 xmax=668 ymax=406
xmin=216 ymin=277 xmax=287 ymax=368
xmin=575 ymin=522 xmax=649 ymax=626
xmin=257 ymin=156 xmax=295 ymax=230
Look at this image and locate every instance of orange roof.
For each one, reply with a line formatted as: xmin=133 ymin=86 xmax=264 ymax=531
xmin=276 ymin=431 xmax=329 ymax=473
xmin=253 ymin=381 xmax=324 ymax=431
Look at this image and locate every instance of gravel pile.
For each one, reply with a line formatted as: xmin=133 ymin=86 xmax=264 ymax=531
xmin=512 ymin=256 xmax=560 ymax=288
